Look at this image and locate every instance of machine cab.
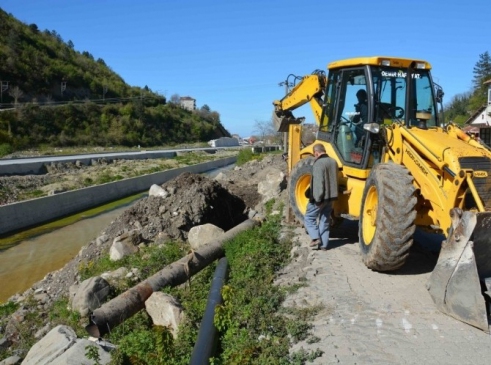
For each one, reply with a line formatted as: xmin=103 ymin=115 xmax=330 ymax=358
xmin=319 ymin=57 xmax=440 ymax=168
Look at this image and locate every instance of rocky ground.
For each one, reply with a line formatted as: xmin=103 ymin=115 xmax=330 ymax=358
xmin=0 ymin=152 xmax=290 ymax=362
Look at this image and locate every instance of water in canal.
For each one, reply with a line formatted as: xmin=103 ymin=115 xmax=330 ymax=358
xmin=0 ymin=166 xmax=232 ymax=303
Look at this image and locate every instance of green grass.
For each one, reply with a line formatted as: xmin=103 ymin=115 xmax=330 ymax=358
xmin=0 ymin=143 xmax=13 ymax=158
xmin=0 ymin=301 xmax=18 ymax=317
xmin=236 ymin=149 xmax=260 ymax=166
xmin=79 ymin=241 xmax=187 ymax=282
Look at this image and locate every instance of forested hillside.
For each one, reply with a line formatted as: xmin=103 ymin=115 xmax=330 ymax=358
xmin=444 ymin=52 xmax=491 ymax=125
xmin=0 ymin=8 xmax=229 ymax=154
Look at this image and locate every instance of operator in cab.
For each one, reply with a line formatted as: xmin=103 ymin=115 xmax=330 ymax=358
xmin=352 ymin=89 xmax=368 ymax=146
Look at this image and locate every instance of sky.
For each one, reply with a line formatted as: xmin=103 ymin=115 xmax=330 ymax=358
xmin=1 ymin=0 xmax=488 ymax=138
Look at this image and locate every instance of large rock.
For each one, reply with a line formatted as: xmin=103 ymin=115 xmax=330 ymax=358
xmin=257 ymin=168 xmax=286 ymax=203
xmin=0 ymin=355 xmax=21 ymax=365
xmin=109 ymin=230 xmax=141 ymax=261
xmin=187 ymin=223 xmax=224 ymax=249
xmin=148 ymin=184 xmax=169 ymax=198
xmin=0 ymin=337 xmax=10 ymax=350
xmin=69 ymin=276 xmax=110 ymax=317
xmin=145 ymin=292 xmax=185 ymax=339
xmin=21 ymin=325 xmax=111 ymax=365
xmin=4 ymin=308 xmax=28 ymax=344
xmin=100 ymin=267 xmax=129 ymax=282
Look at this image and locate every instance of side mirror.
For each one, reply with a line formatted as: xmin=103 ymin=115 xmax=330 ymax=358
xmin=436 ymin=88 xmax=444 ymax=103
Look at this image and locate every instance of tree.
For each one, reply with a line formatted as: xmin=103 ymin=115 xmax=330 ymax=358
xmin=254 ymin=119 xmax=279 ymax=144
xmin=472 ymin=52 xmax=491 ymax=92
xmin=445 ymin=92 xmax=472 ymax=125
xmin=470 ymin=51 xmax=491 ymax=109
xmin=169 ymin=93 xmax=180 ymax=104
xmin=9 ymin=86 xmax=24 ymax=105
xmin=7 ymin=86 xmax=24 ymax=136
xmin=28 ymin=23 xmax=39 ymax=34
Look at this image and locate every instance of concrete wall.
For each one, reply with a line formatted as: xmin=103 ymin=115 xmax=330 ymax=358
xmin=0 ymin=157 xmax=236 ymax=236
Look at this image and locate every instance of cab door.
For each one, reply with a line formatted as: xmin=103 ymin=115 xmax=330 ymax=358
xmin=329 ymin=67 xmax=373 ymax=168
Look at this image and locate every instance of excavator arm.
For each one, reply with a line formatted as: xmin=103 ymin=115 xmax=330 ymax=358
xmin=273 ymin=70 xmax=327 ymax=132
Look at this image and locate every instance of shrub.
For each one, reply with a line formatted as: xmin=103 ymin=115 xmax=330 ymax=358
xmin=0 ymin=143 xmax=13 ymax=157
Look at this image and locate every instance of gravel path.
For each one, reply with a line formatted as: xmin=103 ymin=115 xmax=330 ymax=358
xmin=279 ymin=220 xmax=491 ymax=365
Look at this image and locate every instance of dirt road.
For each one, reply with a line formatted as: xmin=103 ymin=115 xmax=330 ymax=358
xmin=279 ymin=220 xmax=491 ymax=365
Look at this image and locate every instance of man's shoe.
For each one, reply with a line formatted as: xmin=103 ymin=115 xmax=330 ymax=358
xmin=320 ymin=247 xmax=328 ymax=251
xmin=309 ymin=239 xmax=320 ymax=247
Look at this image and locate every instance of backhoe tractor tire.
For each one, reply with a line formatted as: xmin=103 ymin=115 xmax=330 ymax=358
xmin=359 ymin=163 xmax=417 ymax=271
xmin=289 ymin=157 xmax=315 ymax=224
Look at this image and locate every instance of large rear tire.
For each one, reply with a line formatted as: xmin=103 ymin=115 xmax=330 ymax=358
xmin=359 ymin=163 xmax=417 ymax=271
xmin=289 ymin=157 xmax=315 ymax=224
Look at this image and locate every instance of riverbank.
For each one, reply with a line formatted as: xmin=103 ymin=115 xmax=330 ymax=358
xmin=0 ymin=152 xmax=290 ymax=363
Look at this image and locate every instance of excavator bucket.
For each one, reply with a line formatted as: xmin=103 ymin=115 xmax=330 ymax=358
xmin=272 ymin=109 xmax=303 ymax=133
xmin=427 ymin=209 xmax=491 ymax=332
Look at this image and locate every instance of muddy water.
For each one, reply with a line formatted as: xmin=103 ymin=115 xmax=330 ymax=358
xmin=0 ymin=166 xmax=232 ymax=303
xmin=0 ymin=203 xmax=135 ymax=303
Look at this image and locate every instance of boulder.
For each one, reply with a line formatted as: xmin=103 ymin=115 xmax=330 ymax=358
xmin=145 ymin=292 xmax=185 ymax=339
xmin=257 ymin=168 xmax=286 ymax=203
xmin=21 ymin=325 xmax=111 ymax=365
xmin=109 ymin=231 xmax=141 ymax=261
xmin=187 ymin=223 xmax=224 ymax=249
xmin=69 ymin=276 xmax=110 ymax=317
xmin=149 ymin=184 xmax=169 ymax=198
xmin=0 ymin=355 xmax=21 ymax=365
xmin=100 ymin=267 xmax=129 ymax=283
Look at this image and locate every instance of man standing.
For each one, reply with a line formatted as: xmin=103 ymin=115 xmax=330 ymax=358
xmin=305 ymin=143 xmax=338 ymax=250
xmin=352 ymin=89 xmax=368 ymax=146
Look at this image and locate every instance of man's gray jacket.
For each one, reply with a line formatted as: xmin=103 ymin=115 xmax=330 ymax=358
xmin=310 ymin=155 xmax=338 ymax=204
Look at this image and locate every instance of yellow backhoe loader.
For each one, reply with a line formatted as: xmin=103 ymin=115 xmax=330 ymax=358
xmin=273 ymin=56 xmax=491 ymax=332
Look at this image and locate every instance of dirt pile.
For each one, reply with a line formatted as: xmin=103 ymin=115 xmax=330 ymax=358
xmin=102 ymin=172 xmax=248 ymax=242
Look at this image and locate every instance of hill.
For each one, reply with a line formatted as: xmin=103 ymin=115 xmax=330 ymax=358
xmin=0 ymin=8 xmax=229 ymax=154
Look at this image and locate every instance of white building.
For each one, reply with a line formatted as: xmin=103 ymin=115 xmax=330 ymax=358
xmin=463 ymin=79 xmax=491 ymax=144
xmin=179 ymin=96 xmax=196 ymax=111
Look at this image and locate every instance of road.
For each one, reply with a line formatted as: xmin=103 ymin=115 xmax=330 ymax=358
xmin=279 ymin=220 xmax=491 ymax=365
xmin=0 ymin=146 xmax=276 ymax=175
xmin=0 ymin=148 xmax=220 ymax=165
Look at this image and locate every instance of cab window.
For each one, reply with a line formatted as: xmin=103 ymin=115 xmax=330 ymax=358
xmin=332 ymin=68 xmax=368 ymax=165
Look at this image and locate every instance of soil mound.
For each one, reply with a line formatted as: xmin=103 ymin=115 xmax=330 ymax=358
xmin=102 ymin=172 xmax=247 ymax=242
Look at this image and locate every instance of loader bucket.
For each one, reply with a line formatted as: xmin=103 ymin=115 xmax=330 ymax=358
xmin=427 ymin=209 xmax=491 ymax=332
xmin=272 ymin=109 xmax=302 ymax=133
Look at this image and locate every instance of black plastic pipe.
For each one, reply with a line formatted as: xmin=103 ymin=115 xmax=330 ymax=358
xmin=190 ymin=257 xmax=229 ymax=365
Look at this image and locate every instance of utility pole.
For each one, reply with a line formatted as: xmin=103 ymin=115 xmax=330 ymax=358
xmin=103 ymin=85 xmax=108 ymax=101
xmin=61 ymin=81 xmax=67 ymax=97
xmin=0 ymin=81 xmax=8 ymax=106
xmin=278 ymin=78 xmax=294 ymax=153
